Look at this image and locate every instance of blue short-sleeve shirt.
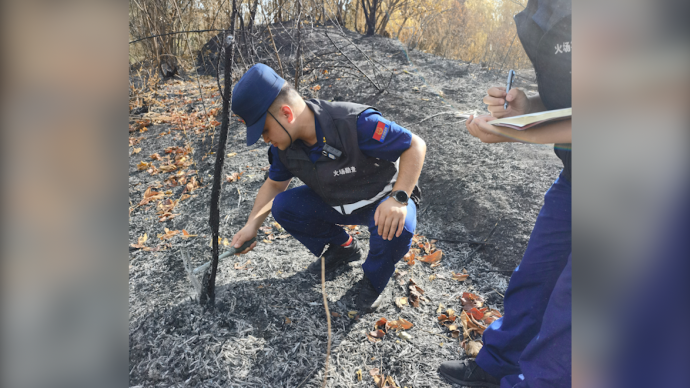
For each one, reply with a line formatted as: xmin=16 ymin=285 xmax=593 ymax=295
xmin=268 ymin=108 xmax=412 ymax=181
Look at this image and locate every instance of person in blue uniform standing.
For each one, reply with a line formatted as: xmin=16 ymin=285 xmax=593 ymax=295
xmin=229 ymin=64 xmax=426 ymax=313
xmin=439 ymin=0 xmax=572 ymax=387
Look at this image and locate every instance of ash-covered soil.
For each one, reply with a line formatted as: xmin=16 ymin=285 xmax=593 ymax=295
xmin=129 ymin=24 xmax=561 ymax=388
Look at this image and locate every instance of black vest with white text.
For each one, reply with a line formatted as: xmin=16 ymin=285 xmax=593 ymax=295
xmin=277 ymin=99 xmax=398 ymax=215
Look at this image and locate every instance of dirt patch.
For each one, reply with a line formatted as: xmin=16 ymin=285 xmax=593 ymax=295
xmin=129 ymin=24 xmax=560 ymax=387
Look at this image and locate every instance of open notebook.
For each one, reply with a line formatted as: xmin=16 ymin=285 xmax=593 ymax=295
xmin=490 ymin=108 xmax=571 ymax=130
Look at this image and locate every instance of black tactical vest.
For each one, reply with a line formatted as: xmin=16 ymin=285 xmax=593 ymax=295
xmin=516 ymin=0 xmax=572 ymax=181
xmin=277 ymin=99 xmax=398 ymax=214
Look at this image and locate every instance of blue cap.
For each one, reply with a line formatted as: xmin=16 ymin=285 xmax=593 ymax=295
xmin=231 ymin=64 xmax=286 ymax=146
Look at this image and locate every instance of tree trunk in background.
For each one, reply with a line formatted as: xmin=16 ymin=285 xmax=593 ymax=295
xmin=354 ymin=0 xmax=360 ymax=33
xmin=248 ymin=0 xmax=259 ymax=32
xmin=361 ymin=0 xmax=379 ymax=36
xmin=294 ymin=0 xmax=303 ymax=89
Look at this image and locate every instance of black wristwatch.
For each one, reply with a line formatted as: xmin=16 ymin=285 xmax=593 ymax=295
xmin=391 ymin=190 xmax=409 ymax=205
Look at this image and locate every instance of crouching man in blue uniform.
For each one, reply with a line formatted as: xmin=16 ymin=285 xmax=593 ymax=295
xmin=229 ymin=64 xmax=426 ymax=313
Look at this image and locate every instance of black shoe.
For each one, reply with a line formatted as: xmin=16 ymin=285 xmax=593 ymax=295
xmin=307 ymin=238 xmax=364 ymax=274
xmin=439 ymin=359 xmax=500 ymax=387
xmin=355 ymin=277 xmax=391 ymax=313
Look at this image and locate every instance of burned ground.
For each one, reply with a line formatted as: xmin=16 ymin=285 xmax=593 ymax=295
xmin=129 ymin=24 xmax=561 ymax=387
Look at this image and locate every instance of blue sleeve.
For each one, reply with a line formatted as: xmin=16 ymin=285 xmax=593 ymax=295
xmin=356 ymin=109 xmax=412 ymax=162
xmin=267 ymin=145 xmax=294 ymax=181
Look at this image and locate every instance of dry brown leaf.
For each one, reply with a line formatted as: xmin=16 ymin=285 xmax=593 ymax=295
xmin=367 ymin=329 xmax=386 ymax=343
xmin=452 ymin=273 xmax=469 ymax=281
xmin=467 ymin=307 xmax=485 ymax=320
xmin=408 ymin=279 xmax=424 ymax=308
xmin=181 ymin=229 xmax=197 ymax=238
xmin=420 ymin=250 xmax=443 ymax=264
xmin=438 ymin=314 xmax=457 ymax=324
xmin=150 ymin=153 xmax=161 ymax=160
xmin=226 ymin=172 xmax=242 ymax=183
xmin=331 ymin=312 xmax=341 ymax=318
xmin=375 ymin=317 xmax=388 ymax=330
xmin=402 ymin=252 xmax=415 ymax=266
xmin=384 ymin=376 xmax=398 ymax=388
xmin=460 ymin=292 xmax=485 ymax=310
xmin=137 ymin=161 xmax=151 ymax=171
xmin=395 ymin=297 xmax=408 ymax=308
xmin=387 ymin=318 xmax=413 ymax=331
xmin=464 ymin=340 xmax=483 ymax=357
xmin=234 ymin=260 xmax=251 ymax=270
xmin=157 ymin=228 xmax=180 ymax=240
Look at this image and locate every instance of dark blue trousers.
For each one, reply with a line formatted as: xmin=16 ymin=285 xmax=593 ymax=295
xmin=476 ymin=172 xmax=572 ymax=388
xmin=271 ymin=185 xmax=417 ymax=293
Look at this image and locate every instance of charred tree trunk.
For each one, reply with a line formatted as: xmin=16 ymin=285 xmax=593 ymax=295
xmin=248 ymin=0 xmax=259 ymax=33
xmin=203 ymin=0 xmax=238 ymax=308
xmin=361 ymin=0 xmax=379 ymax=37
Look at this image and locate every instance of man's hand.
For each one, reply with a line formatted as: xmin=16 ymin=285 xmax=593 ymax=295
xmin=230 ymin=225 xmax=258 ymax=255
xmin=466 ymin=114 xmax=516 ymax=144
xmin=484 ymin=86 xmax=530 ymax=118
xmin=374 ymin=197 xmax=408 ymax=241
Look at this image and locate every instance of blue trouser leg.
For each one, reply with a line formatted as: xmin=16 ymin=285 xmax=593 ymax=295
xmin=363 ymin=196 xmax=416 ymax=293
xmin=502 ymin=254 xmax=572 ymax=388
xmin=476 ymin=172 xmax=572 ymax=380
xmin=271 ymin=185 xmax=358 ymax=256
xmin=271 ymin=185 xmax=416 ymax=293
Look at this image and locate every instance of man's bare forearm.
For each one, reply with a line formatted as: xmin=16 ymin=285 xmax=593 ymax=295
xmin=392 ymin=134 xmax=426 ymax=195
xmin=244 ymin=178 xmax=291 ymax=230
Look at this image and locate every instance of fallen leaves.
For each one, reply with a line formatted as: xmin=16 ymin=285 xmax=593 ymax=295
xmin=139 ymin=187 xmax=165 ymax=205
xmin=407 ymin=233 xmax=443 ymax=267
xmin=181 ymin=229 xmax=197 ymax=238
xmin=464 ymin=340 xmax=484 ymax=357
xmin=157 ymin=228 xmax=180 ymax=240
xmin=130 ymin=233 xmax=151 ymax=250
xmin=137 ymin=161 xmax=151 ymax=171
xmin=226 ymin=171 xmax=243 ymax=183
xmin=234 ymin=260 xmax=251 ymax=270
xmin=367 ymin=329 xmax=386 ymax=343
xmin=455 ymin=291 xmax=503 ymax=356
xmin=407 ymin=279 xmax=426 ymax=308
xmin=156 ymin=198 xmax=179 ymax=221
xmin=402 ymin=251 xmax=415 ymax=266
xmin=420 ymin=250 xmax=442 ymax=264
xmin=395 ymin=296 xmax=408 ymax=308
xmin=370 ymin=369 xmax=399 ymax=388
xmin=452 ymin=272 xmax=469 ymax=281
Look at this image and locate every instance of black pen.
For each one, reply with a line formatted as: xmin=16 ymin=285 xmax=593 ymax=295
xmin=504 ymin=69 xmax=516 ymax=110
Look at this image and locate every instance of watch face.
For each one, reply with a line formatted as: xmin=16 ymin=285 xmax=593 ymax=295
xmin=394 ymin=191 xmax=408 ymax=202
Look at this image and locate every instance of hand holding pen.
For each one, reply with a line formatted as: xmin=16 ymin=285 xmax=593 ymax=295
xmin=482 ymin=70 xmax=530 ymax=118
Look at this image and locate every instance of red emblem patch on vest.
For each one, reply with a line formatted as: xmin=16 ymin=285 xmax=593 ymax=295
xmin=373 ymin=121 xmax=389 ymax=142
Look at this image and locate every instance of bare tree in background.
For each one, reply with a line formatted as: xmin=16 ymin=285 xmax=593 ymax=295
xmin=360 ymin=0 xmax=380 ymax=36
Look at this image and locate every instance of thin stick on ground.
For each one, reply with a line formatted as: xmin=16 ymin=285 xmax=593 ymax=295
xmin=321 ymin=255 xmax=332 ymax=388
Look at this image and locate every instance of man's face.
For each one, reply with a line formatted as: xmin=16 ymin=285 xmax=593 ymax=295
xmin=261 ymin=109 xmax=291 ymax=150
